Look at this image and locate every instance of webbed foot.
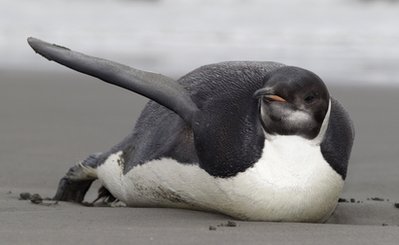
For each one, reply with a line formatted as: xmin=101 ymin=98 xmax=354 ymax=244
xmin=90 ymin=186 xmax=121 ymax=206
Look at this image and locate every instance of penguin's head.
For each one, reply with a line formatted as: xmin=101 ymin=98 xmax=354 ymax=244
xmin=254 ymin=66 xmax=330 ymax=140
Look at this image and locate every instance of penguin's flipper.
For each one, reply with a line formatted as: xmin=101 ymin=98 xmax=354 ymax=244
xmin=27 ymin=37 xmax=199 ymax=123
xmin=53 ymin=152 xmax=102 ymax=203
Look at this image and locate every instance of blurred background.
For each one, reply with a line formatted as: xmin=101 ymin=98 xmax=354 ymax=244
xmin=0 ymin=0 xmax=399 ymax=201
xmin=1 ymin=0 xmax=399 ymax=84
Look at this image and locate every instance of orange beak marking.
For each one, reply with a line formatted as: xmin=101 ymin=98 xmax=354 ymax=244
xmin=264 ymin=95 xmax=287 ymax=102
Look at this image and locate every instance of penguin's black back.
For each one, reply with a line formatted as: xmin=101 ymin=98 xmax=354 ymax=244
xmin=116 ymin=61 xmax=285 ymax=175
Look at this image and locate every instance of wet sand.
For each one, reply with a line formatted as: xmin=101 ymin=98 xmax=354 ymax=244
xmin=1 ymin=70 xmax=399 ymax=244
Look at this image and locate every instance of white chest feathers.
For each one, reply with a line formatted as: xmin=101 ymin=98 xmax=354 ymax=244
xmin=96 ymin=135 xmax=344 ymax=222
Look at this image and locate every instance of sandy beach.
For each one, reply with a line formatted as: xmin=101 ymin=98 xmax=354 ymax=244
xmin=1 ymin=70 xmax=399 ymax=244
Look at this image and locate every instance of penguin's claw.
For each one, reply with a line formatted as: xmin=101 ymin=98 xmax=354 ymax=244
xmin=89 ymin=186 xmax=123 ymax=207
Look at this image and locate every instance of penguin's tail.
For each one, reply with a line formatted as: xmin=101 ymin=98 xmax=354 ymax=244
xmin=27 ymin=37 xmax=199 ymax=124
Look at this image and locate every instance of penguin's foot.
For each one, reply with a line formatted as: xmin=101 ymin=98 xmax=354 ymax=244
xmin=90 ymin=186 xmax=122 ymax=207
xmin=53 ymin=153 xmax=102 ymax=203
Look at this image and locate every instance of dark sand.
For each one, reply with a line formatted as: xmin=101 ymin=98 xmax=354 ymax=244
xmin=1 ymin=70 xmax=399 ymax=244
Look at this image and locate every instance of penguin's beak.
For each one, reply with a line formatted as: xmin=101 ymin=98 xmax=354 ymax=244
xmin=263 ymin=95 xmax=287 ymax=102
xmin=253 ymin=88 xmax=287 ymax=102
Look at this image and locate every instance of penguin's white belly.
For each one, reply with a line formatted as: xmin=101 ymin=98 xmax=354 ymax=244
xmin=96 ymin=136 xmax=344 ymax=222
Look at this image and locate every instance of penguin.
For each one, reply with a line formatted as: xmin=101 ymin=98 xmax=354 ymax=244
xmin=27 ymin=37 xmax=354 ymax=222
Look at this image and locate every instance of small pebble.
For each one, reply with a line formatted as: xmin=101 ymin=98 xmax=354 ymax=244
xmin=30 ymin=193 xmax=43 ymax=204
xmin=350 ymin=198 xmax=356 ymax=203
xmin=338 ymin=198 xmax=348 ymax=203
xmin=394 ymin=203 xmax=399 ymax=208
xmin=19 ymin=192 xmax=31 ymax=200
xmin=370 ymin=197 xmax=384 ymax=201
xmin=226 ymin=221 xmax=237 ymax=227
xmin=209 ymin=226 xmax=217 ymax=231
xmin=217 ymin=221 xmax=238 ymax=227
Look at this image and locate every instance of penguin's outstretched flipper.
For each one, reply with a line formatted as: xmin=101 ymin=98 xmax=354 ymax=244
xmin=27 ymin=37 xmax=199 ymax=123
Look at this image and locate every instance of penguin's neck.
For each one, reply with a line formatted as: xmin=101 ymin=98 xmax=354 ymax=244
xmin=259 ymin=135 xmax=323 ymax=183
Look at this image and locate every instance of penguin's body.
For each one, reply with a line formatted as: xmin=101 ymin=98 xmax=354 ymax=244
xmin=28 ymin=38 xmax=354 ymax=222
